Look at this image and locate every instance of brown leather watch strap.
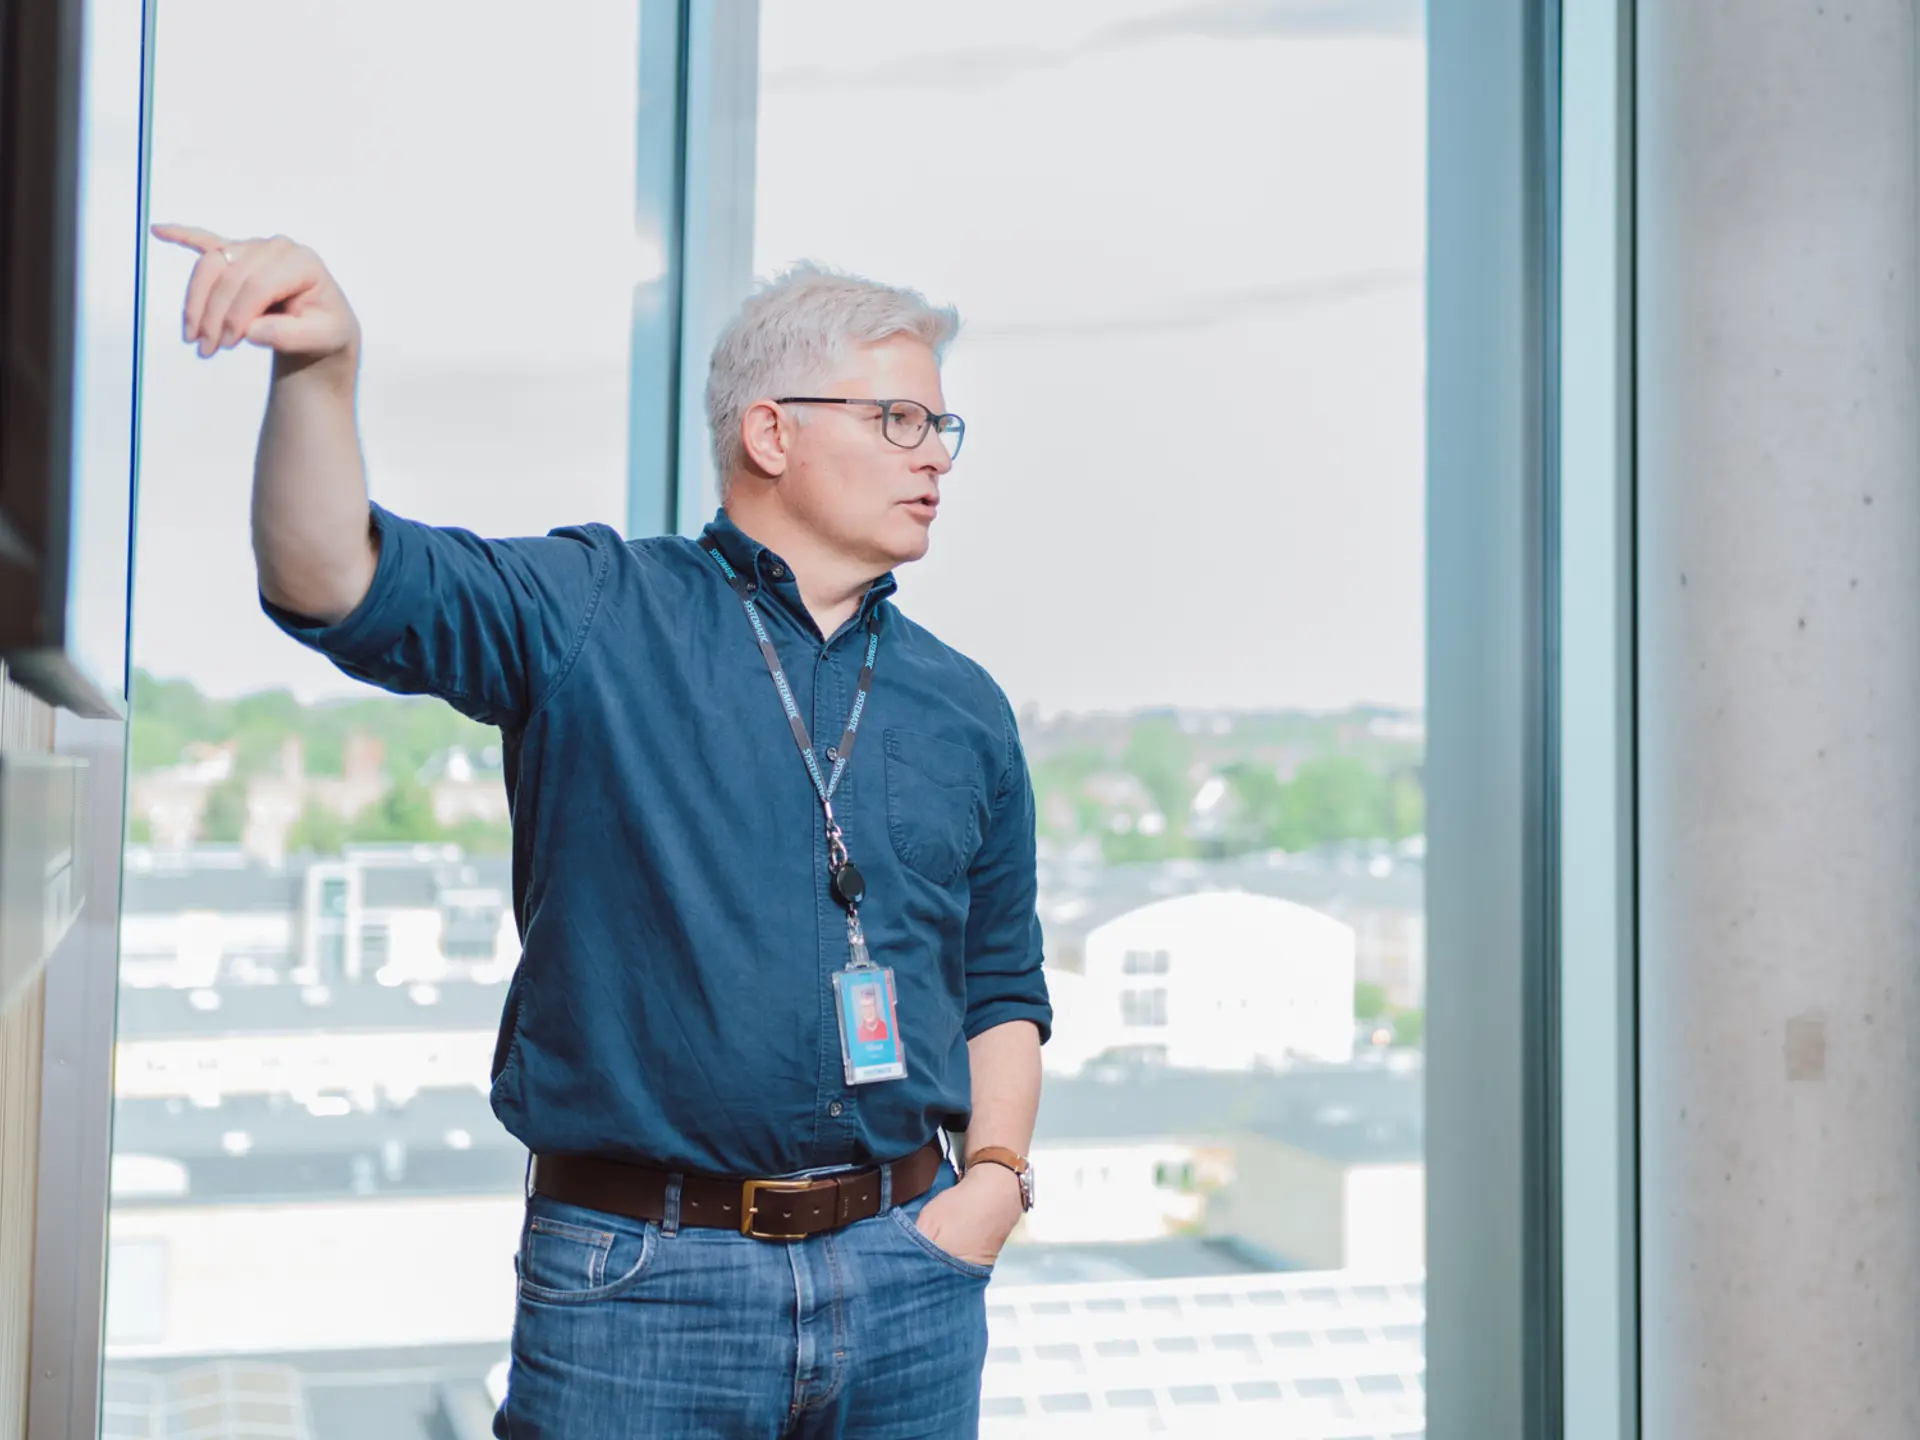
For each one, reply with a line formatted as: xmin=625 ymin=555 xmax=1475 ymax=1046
xmin=964 ymin=1146 xmax=1030 ymax=1208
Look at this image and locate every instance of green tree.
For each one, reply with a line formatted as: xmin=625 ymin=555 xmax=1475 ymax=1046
xmin=127 ymin=668 xmax=501 ymax=792
xmin=1354 ymin=981 xmax=1389 ymax=1023
xmin=1030 ymin=747 xmax=1107 ymax=841
xmin=126 ymin=812 xmax=152 ymax=844
xmin=130 ymin=669 xmax=209 ymax=773
xmin=1222 ymin=762 xmax=1289 ymax=848
xmin=1124 ymin=716 xmax=1194 ymax=832
xmin=1101 ymin=826 xmax=1193 ymax=866
xmin=1386 ymin=767 xmax=1425 ymax=840
xmin=129 ymin=714 xmax=192 ymax=774
xmin=1275 ymin=755 xmax=1386 ymax=851
xmin=349 ymin=777 xmax=442 ymax=843
xmin=287 ymin=801 xmax=349 ymax=855
xmin=301 ymin=725 xmax=348 ymax=776
xmin=199 ymin=777 xmax=249 ymax=843
xmin=1393 ymin=1009 xmax=1425 ymax=1049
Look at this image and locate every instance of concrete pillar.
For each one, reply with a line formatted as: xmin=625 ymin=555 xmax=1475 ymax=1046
xmin=1637 ymin=5 xmax=1920 ymax=1435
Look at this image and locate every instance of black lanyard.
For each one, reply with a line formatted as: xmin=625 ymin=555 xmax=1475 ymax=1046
xmin=700 ymin=536 xmax=882 ymax=913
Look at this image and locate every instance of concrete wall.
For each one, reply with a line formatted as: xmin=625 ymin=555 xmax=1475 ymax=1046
xmin=1637 ymin=3 xmax=1920 ymax=1433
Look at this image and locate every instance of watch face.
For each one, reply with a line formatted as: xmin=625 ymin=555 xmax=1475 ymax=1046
xmin=1021 ymin=1166 xmax=1036 ymax=1211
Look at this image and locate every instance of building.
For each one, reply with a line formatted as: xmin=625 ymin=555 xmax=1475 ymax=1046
xmin=117 ymin=845 xmax=517 ymax=993
xmin=1040 ymin=849 xmax=1426 ymax=1017
xmin=418 ymin=745 xmax=512 ymax=829
xmin=93 ymin=839 xmax=1429 ymax=1434
xmin=975 ymin=1271 xmax=1426 ymax=1438
xmin=1207 ymin=1118 xmax=1425 ymax=1275
xmin=1045 ymin=891 xmax=1357 ymax=1076
xmin=97 ymin=1270 xmax=1428 ymax=1440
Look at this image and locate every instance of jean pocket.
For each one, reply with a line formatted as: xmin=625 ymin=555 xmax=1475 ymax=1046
xmin=517 ymin=1209 xmax=658 ymax=1304
xmin=889 ymin=1205 xmax=995 ymax=1281
xmin=884 ymin=729 xmax=983 ymax=886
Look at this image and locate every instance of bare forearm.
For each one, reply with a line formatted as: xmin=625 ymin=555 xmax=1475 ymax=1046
xmin=962 ymin=1019 xmax=1042 ymax=1159
xmin=910 ymin=1020 xmax=1042 ymax=1264
xmin=252 ymin=350 xmax=377 ymax=623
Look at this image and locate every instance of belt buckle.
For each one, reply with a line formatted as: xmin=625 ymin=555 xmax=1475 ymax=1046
xmin=741 ymin=1178 xmax=815 ymax=1240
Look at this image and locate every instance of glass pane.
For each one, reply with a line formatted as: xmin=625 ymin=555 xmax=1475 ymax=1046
xmin=106 ymin=2 xmax=644 ymax=1430
xmin=757 ymin=1 xmax=1427 ymax=1432
xmin=68 ymin=0 xmax=145 ymax=704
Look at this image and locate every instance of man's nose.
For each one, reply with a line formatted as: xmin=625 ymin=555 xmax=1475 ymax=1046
xmin=918 ymin=434 xmax=953 ymax=474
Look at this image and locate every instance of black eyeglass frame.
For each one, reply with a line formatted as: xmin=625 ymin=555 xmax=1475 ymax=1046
xmin=776 ymin=396 xmax=967 ymax=459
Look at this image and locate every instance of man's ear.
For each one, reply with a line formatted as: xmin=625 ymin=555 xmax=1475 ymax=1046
xmin=740 ymin=399 xmax=790 ymax=478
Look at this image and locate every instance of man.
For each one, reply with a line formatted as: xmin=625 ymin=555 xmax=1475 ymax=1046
xmin=855 ymin=986 xmax=892 ymax=1044
xmin=153 ymin=223 xmax=1049 ymax=1439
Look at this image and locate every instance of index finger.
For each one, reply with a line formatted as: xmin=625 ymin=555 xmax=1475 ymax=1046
xmin=150 ymin=222 xmax=229 ymax=254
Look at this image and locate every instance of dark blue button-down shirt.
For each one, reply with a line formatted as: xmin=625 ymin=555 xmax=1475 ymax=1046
xmin=265 ymin=505 xmax=1051 ymax=1176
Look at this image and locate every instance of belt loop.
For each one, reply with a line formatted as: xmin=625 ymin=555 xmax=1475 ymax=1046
xmin=662 ymin=1174 xmax=683 ymax=1237
xmin=878 ymin=1160 xmax=894 ymax=1212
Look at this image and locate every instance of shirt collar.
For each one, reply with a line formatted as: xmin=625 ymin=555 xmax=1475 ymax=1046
xmin=700 ymin=507 xmax=771 ymax=581
xmin=700 ymin=508 xmax=899 ymax=622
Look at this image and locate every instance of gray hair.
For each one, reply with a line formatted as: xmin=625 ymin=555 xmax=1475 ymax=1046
xmin=705 ymin=261 xmax=962 ymax=478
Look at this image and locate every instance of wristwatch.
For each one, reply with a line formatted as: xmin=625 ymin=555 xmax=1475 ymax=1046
xmin=965 ymin=1147 xmax=1035 ymax=1212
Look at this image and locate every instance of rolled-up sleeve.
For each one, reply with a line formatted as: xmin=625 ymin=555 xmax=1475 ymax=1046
xmin=962 ymin=690 xmax=1052 ymax=1043
xmin=262 ymin=503 xmax=613 ymax=729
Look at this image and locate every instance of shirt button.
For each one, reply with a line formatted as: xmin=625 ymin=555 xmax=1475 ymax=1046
xmin=825 ymin=746 xmax=839 ymax=762
xmin=828 ymin=1101 xmax=844 ymax=1118
xmin=769 ymin=562 xmax=789 ymax=580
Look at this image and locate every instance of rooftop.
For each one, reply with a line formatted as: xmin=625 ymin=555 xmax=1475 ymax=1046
xmin=101 ymin=1270 xmax=1428 ymax=1440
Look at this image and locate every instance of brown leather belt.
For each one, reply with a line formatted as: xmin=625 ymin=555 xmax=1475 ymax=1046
xmin=529 ymin=1139 xmax=945 ymax=1241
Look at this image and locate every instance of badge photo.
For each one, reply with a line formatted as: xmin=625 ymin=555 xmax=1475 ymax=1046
xmin=834 ymin=966 xmax=907 ymax=1085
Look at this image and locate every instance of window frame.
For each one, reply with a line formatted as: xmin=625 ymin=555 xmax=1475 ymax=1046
xmin=28 ymin=2 xmax=721 ymax=1433
xmin=1426 ymin=1 xmax=1622 ymax=1435
xmin=1557 ymin=2 xmax=1640 ymax=1437
xmin=34 ymin=3 xmax=1642 ymax=1434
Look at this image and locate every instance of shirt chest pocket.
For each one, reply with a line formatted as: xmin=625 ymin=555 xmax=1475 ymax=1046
xmin=884 ymin=728 xmax=984 ymax=887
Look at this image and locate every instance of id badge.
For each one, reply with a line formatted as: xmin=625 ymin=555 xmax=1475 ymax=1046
xmin=834 ymin=965 xmax=907 ymax=1085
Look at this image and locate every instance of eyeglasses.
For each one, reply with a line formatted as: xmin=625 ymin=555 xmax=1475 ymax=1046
xmin=777 ymin=397 xmax=966 ymax=460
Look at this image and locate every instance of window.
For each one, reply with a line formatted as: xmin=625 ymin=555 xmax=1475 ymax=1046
xmin=102 ymin=1238 xmax=168 ymax=1346
xmin=1122 ymin=948 xmax=1172 ymax=975
xmin=102 ymin=1 xmax=1430 ymax=1432
xmin=756 ymin=2 xmax=1427 ymax=1430
xmin=316 ymin=932 xmax=345 ymax=976
xmin=1121 ymin=987 xmax=1170 ymax=1028
xmin=104 ymin=1 xmax=648 ymax=1425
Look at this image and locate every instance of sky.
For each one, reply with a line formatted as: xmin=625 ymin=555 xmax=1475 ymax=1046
xmin=121 ymin=0 xmax=1425 ymax=717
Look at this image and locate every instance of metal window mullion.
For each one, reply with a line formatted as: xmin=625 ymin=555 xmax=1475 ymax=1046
xmin=671 ymin=0 xmax=761 ymax=537
xmin=1426 ymin=0 xmax=1560 ymax=1434
xmin=1557 ymin=1 xmax=1640 ymax=1438
xmin=627 ymin=0 xmax=759 ymax=541
xmin=625 ymin=0 xmax=692 ymax=540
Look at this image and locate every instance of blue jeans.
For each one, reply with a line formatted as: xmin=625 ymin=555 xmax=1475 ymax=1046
xmin=493 ymin=1159 xmax=991 ymax=1438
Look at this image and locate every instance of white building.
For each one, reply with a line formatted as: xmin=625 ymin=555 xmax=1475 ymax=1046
xmin=1207 ymin=1128 xmax=1425 ymax=1276
xmin=1045 ymin=892 xmax=1357 ymax=1076
xmin=1016 ymin=1140 xmax=1228 ymax=1245
xmin=116 ymin=845 xmax=518 ymax=992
